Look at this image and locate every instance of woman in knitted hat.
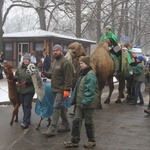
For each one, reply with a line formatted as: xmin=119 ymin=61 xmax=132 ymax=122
xmin=14 ymin=53 xmax=35 ymax=129
xmin=64 ymin=56 xmax=100 ymax=148
xmin=130 ymin=55 xmax=145 ymax=105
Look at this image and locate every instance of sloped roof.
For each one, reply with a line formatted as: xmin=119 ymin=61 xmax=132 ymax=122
xmin=3 ymin=29 xmax=96 ymax=44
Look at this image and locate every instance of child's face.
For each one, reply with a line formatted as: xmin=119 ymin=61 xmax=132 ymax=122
xmin=79 ymin=61 xmax=88 ymax=69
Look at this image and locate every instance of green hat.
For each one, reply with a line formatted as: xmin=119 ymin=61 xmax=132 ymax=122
xmin=80 ymin=56 xmax=91 ymax=66
xmin=105 ymin=25 xmax=111 ymax=30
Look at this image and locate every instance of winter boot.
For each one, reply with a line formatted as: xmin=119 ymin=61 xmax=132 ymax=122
xmin=71 ymin=119 xmax=80 ymax=143
xmin=84 ymin=140 xmax=96 ymax=148
xmin=63 ymin=141 xmax=79 ymax=148
xmin=84 ymin=124 xmax=96 ymax=148
xmin=144 ymin=108 xmax=150 ymax=114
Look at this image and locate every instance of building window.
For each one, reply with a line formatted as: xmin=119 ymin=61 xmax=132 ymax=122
xmin=35 ymin=43 xmax=44 ymax=62
xmin=5 ymin=43 xmax=12 ymax=60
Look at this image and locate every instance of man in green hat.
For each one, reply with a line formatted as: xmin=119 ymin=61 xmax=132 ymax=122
xmin=99 ymin=25 xmax=121 ymax=75
xmin=99 ymin=25 xmax=118 ymax=45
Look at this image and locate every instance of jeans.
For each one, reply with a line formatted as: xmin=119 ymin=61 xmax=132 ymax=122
xmin=133 ymin=81 xmax=144 ymax=104
xmin=20 ymin=93 xmax=34 ymax=126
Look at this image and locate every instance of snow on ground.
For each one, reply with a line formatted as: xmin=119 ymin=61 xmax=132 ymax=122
xmin=0 ymin=73 xmax=37 ymax=103
xmin=0 ymin=73 xmax=118 ymax=103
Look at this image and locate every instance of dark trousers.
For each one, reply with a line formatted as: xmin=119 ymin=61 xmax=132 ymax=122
xmin=71 ymin=106 xmax=95 ymax=143
xmin=126 ymin=79 xmax=135 ymax=102
xmin=0 ymin=65 xmax=3 ymax=79
xmin=133 ymin=81 xmax=144 ymax=104
xmin=20 ymin=93 xmax=34 ymax=126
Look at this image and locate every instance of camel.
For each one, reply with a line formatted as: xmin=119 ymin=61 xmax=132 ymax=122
xmin=65 ymin=41 xmax=127 ymax=108
xmin=4 ymin=63 xmax=21 ymax=125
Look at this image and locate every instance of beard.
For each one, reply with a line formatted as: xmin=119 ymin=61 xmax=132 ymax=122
xmin=53 ymin=53 xmax=61 ymax=59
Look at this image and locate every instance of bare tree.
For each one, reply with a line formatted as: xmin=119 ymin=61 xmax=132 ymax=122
xmin=0 ymin=0 xmax=4 ymax=52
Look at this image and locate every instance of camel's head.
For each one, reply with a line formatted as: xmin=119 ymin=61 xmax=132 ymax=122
xmin=65 ymin=42 xmax=86 ymax=63
xmin=4 ymin=63 xmax=14 ymax=79
xmin=26 ymin=63 xmax=38 ymax=76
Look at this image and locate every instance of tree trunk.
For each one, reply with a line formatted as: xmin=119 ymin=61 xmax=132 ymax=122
xmin=75 ymin=0 xmax=81 ymax=38
xmin=37 ymin=0 xmax=46 ymax=30
xmin=0 ymin=0 xmax=4 ymax=52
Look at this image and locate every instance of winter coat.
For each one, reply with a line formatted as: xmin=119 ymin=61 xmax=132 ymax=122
xmin=71 ymin=66 xmax=100 ymax=109
xmin=126 ymin=62 xmax=137 ymax=79
xmin=144 ymin=69 xmax=150 ymax=92
xmin=0 ymin=54 xmax=4 ymax=63
xmin=133 ymin=62 xmax=145 ymax=82
xmin=45 ymin=55 xmax=73 ymax=93
xmin=15 ymin=65 xmax=35 ymax=94
xmin=43 ymin=55 xmax=50 ymax=71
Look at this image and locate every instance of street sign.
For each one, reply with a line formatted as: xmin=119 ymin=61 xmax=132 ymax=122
xmin=120 ymin=36 xmax=130 ymax=43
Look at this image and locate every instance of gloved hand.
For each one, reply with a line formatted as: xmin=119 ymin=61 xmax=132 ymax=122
xmin=63 ymin=91 xmax=70 ymax=98
xmin=41 ymin=72 xmax=46 ymax=77
xmin=129 ymin=70 xmax=133 ymax=75
xmin=81 ymin=103 xmax=88 ymax=110
xmin=21 ymin=81 xmax=26 ymax=88
xmin=16 ymin=82 xmax=20 ymax=87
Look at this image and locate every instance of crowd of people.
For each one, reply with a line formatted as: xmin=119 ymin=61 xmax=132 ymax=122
xmin=1 ymin=25 xmax=150 ymax=149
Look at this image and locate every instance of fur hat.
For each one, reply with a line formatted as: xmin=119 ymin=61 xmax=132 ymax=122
xmin=80 ymin=56 xmax=91 ymax=66
xmin=105 ymin=25 xmax=112 ymax=30
xmin=53 ymin=44 xmax=62 ymax=51
xmin=137 ymin=56 xmax=143 ymax=62
xmin=23 ymin=53 xmax=31 ymax=61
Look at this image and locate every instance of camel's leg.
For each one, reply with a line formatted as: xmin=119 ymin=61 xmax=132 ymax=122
xmin=36 ymin=117 xmax=43 ymax=130
xmin=104 ymin=77 xmax=114 ymax=104
xmin=144 ymin=92 xmax=150 ymax=114
xmin=14 ymin=102 xmax=20 ymax=122
xmin=47 ymin=117 xmax=51 ymax=127
xmin=115 ymin=77 xmax=125 ymax=103
xmin=10 ymin=100 xmax=16 ymax=125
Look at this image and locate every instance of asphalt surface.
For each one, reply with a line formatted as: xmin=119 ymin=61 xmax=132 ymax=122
xmin=0 ymin=79 xmax=150 ymax=150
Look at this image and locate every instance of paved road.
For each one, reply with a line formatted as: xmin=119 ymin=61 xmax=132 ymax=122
xmin=0 ymin=83 xmax=150 ymax=150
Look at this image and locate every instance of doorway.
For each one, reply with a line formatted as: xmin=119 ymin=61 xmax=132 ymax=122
xmin=18 ymin=43 xmax=29 ymax=65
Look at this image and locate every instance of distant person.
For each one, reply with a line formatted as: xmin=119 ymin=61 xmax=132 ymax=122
xmin=42 ymin=50 xmax=50 ymax=72
xmin=15 ymin=53 xmax=35 ymax=129
xmin=126 ymin=56 xmax=138 ymax=102
xmin=0 ymin=51 xmax=4 ymax=79
xmin=0 ymin=52 xmax=4 ymax=63
xmin=130 ymin=56 xmax=145 ymax=105
xmin=30 ymin=51 xmax=37 ymax=65
xmin=19 ymin=52 xmax=26 ymax=66
xmin=144 ymin=63 xmax=150 ymax=114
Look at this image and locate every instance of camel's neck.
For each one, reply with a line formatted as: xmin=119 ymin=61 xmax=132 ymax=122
xmin=31 ymin=72 xmax=45 ymax=102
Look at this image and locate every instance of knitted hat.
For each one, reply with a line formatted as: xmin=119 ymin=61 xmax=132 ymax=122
xmin=23 ymin=53 xmax=31 ymax=61
xmin=137 ymin=56 xmax=143 ymax=62
xmin=53 ymin=44 xmax=62 ymax=51
xmin=80 ymin=56 xmax=91 ymax=66
xmin=105 ymin=25 xmax=111 ymax=30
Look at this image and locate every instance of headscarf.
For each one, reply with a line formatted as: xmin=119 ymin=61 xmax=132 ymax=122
xmin=99 ymin=30 xmax=118 ymax=44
